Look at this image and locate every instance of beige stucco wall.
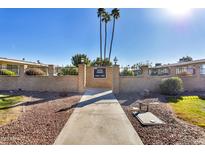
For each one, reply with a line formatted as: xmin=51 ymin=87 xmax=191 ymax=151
xmin=119 ymin=76 xmax=163 ymax=93
xmin=86 ymin=66 xmax=113 ymax=89
xmin=118 ymin=63 xmax=205 ymax=93
xmin=1 ymin=63 xmax=205 ymax=93
xmin=0 ymin=75 xmax=79 ymax=92
xmin=181 ymin=75 xmax=205 ymax=91
xmin=112 ymin=65 xmax=120 ymax=93
xmin=119 ymin=75 xmax=205 ymax=93
xmin=78 ymin=64 xmax=86 ymax=92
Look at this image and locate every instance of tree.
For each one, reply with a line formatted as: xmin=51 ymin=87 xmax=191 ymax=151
xmin=71 ymin=54 xmax=91 ymax=67
xmin=179 ymin=56 xmax=193 ymax=62
xmin=58 ymin=67 xmax=78 ymax=76
xmin=131 ymin=61 xmax=152 ymax=76
xmin=102 ymin=12 xmax=111 ymax=60
xmin=91 ymin=57 xmax=112 ymax=66
xmin=108 ymin=8 xmax=120 ymax=61
xmin=97 ymin=8 xmax=105 ymax=64
xmin=132 ymin=61 xmax=152 ymax=70
xmin=120 ymin=67 xmax=134 ymax=76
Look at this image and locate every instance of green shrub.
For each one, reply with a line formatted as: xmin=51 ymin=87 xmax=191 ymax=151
xmin=166 ymin=96 xmax=179 ymax=103
xmin=0 ymin=69 xmax=16 ymax=76
xmin=58 ymin=67 xmax=78 ymax=76
xmin=159 ymin=77 xmax=184 ymax=95
xmin=25 ymin=68 xmax=46 ymax=76
xmin=66 ymin=67 xmax=78 ymax=75
xmin=120 ymin=68 xmax=134 ymax=76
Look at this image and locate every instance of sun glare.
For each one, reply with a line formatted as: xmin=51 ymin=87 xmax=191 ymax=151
xmin=167 ymin=7 xmax=192 ymax=17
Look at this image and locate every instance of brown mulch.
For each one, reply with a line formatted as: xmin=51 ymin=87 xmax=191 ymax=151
xmin=0 ymin=91 xmax=82 ymax=145
xmin=116 ymin=93 xmax=205 ymax=145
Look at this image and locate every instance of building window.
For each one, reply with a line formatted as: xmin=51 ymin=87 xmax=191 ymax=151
xmin=200 ymin=64 xmax=205 ymax=75
xmin=6 ymin=64 xmax=19 ymax=74
xmin=0 ymin=64 xmax=7 ymax=69
xmin=149 ymin=68 xmax=170 ymax=76
xmin=176 ymin=66 xmax=195 ymax=76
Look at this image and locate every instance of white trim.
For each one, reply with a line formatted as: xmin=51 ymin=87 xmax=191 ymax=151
xmin=0 ymin=58 xmax=48 ymax=67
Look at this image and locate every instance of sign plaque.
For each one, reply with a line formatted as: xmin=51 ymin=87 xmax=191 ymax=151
xmin=94 ymin=67 xmax=106 ymax=78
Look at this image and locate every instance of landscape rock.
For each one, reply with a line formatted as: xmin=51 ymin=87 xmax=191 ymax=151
xmin=0 ymin=91 xmax=81 ymax=145
xmin=116 ymin=92 xmax=205 ymax=145
xmin=140 ymin=89 xmax=151 ymax=98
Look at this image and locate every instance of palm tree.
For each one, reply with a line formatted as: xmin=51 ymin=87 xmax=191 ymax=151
xmin=108 ymin=8 xmax=120 ymax=61
xmin=102 ymin=12 xmax=111 ymax=61
xmin=97 ymin=8 xmax=105 ymax=64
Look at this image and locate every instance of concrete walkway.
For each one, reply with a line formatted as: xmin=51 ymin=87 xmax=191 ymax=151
xmin=54 ymin=88 xmax=143 ymax=145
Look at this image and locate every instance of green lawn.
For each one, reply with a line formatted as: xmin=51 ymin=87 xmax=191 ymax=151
xmin=0 ymin=94 xmax=23 ymax=109
xmin=0 ymin=94 xmax=24 ymax=125
xmin=169 ymin=96 xmax=205 ymax=127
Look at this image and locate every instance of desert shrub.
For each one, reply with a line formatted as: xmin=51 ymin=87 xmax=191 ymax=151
xmin=58 ymin=67 xmax=78 ymax=76
xmin=25 ymin=68 xmax=46 ymax=76
xmin=0 ymin=69 xmax=16 ymax=76
xmin=120 ymin=67 xmax=134 ymax=76
xmin=159 ymin=77 xmax=184 ymax=95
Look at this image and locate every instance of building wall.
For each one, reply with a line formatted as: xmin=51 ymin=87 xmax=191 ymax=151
xmin=119 ymin=76 xmax=163 ymax=93
xmin=86 ymin=66 xmax=113 ymax=89
xmin=119 ymin=75 xmax=205 ymax=93
xmin=0 ymin=61 xmax=48 ymax=75
xmin=0 ymin=64 xmax=80 ymax=92
xmin=1 ymin=62 xmax=205 ymax=93
xmin=112 ymin=65 xmax=120 ymax=93
xmin=119 ymin=63 xmax=205 ymax=93
xmin=181 ymin=75 xmax=205 ymax=91
xmin=0 ymin=75 xmax=79 ymax=92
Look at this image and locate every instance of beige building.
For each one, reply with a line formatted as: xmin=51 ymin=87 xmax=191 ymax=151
xmin=0 ymin=57 xmax=48 ymax=75
xmin=119 ymin=59 xmax=205 ymax=93
xmin=149 ymin=59 xmax=205 ymax=77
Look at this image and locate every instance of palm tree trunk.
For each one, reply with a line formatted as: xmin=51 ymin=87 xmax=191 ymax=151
xmin=109 ymin=18 xmax=115 ymax=61
xmin=100 ymin=16 xmax=102 ymax=65
xmin=104 ymin=22 xmax=107 ymax=61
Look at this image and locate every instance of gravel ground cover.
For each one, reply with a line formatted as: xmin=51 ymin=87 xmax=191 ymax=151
xmin=0 ymin=91 xmax=82 ymax=145
xmin=116 ymin=92 xmax=205 ymax=145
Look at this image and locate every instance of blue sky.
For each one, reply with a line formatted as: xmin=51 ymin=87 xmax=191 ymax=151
xmin=0 ymin=8 xmax=205 ymax=66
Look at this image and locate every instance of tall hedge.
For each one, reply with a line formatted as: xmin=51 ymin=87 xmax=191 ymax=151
xmin=159 ymin=77 xmax=184 ymax=95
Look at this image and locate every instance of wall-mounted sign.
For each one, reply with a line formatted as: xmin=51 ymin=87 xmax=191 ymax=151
xmin=94 ymin=67 xmax=106 ymax=78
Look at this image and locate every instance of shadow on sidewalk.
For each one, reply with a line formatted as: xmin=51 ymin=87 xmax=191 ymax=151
xmin=56 ymin=90 xmax=116 ymax=112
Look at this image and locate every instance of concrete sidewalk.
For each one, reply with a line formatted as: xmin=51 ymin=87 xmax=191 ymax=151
xmin=54 ymin=88 xmax=143 ymax=145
